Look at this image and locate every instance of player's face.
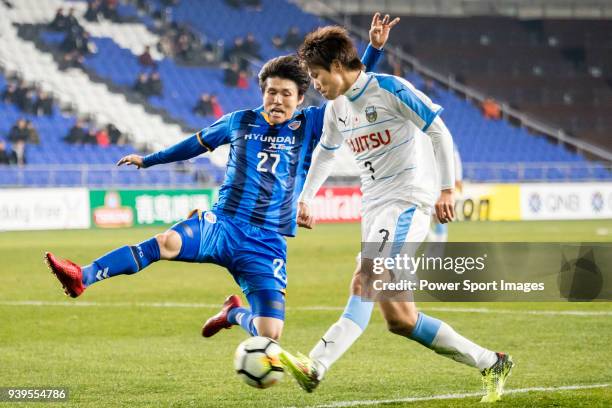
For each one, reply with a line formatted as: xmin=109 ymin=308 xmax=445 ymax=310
xmin=262 ymin=77 xmax=304 ymax=125
xmin=308 ymin=64 xmax=344 ymax=100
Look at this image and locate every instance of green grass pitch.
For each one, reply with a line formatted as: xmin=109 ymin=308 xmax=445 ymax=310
xmin=1 ymin=220 xmax=611 ymax=407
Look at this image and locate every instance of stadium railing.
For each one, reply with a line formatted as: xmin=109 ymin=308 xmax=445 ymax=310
xmin=0 ymin=162 xmax=610 ymax=187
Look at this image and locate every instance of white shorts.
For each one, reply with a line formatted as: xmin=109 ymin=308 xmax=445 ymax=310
xmin=358 ymin=200 xmax=431 ymax=262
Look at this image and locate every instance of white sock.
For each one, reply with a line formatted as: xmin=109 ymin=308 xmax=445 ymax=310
xmin=309 ymin=317 xmax=364 ymax=379
xmin=431 ymin=321 xmax=497 ymax=371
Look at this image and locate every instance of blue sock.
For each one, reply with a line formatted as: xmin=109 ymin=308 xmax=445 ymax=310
xmin=410 ymin=312 xmax=442 ymax=346
xmin=227 ymin=307 xmax=258 ymax=336
xmin=82 ymin=237 xmax=161 ymax=286
xmin=341 ymin=295 xmax=374 ymax=330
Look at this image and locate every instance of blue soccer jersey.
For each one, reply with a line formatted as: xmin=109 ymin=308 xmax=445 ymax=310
xmin=201 ymin=106 xmax=324 ymax=236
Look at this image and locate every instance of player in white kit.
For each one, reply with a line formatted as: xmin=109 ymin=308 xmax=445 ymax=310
xmin=280 ymin=23 xmax=513 ymax=403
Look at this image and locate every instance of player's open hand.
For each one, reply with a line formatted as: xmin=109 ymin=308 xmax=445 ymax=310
xmin=435 ymin=189 xmax=455 ymax=224
xmin=297 ymin=201 xmax=315 ymax=229
xmin=116 ymin=154 xmax=144 ymax=169
xmin=369 ymin=12 xmax=400 ymax=50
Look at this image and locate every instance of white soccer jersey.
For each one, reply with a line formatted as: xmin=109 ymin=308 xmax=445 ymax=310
xmin=301 ymin=71 xmax=455 ymax=211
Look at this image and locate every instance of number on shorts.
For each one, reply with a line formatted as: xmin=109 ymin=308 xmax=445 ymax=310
xmin=273 ymin=258 xmax=286 ymax=284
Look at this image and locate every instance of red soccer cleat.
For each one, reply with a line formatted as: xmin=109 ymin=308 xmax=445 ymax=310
xmin=201 ymin=295 xmax=243 ymax=338
xmin=44 ymin=252 xmax=86 ymax=298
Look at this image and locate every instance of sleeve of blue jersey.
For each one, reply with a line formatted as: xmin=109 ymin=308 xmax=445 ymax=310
xmin=142 ymin=114 xmax=232 ymax=168
xmin=197 ymin=113 xmax=233 ymax=150
xmin=362 ymin=44 xmax=383 ymax=73
xmin=141 ymin=134 xmax=207 ymax=168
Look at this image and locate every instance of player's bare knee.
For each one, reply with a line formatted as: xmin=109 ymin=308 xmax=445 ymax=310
xmin=156 ymin=231 xmax=182 ymax=259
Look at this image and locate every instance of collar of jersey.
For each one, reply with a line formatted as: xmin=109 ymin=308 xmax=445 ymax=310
xmin=344 ymin=71 xmax=372 ymax=102
xmin=256 ymin=105 xmax=301 ymax=127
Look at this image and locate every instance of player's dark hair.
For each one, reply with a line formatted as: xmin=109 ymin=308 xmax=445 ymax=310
xmin=298 ymin=26 xmax=364 ymax=71
xmin=258 ymin=55 xmax=310 ymax=96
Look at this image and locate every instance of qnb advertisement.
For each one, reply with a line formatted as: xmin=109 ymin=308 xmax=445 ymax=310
xmin=0 ymin=188 xmax=90 ymax=231
xmin=521 ymin=183 xmax=612 ymax=220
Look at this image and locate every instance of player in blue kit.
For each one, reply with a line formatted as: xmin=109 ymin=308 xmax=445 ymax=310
xmin=44 ymin=13 xmax=399 ymax=341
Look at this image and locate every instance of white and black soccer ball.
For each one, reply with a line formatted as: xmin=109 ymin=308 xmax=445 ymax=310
xmin=234 ymin=336 xmax=284 ymax=389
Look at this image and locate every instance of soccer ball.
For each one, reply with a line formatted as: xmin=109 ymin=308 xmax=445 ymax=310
xmin=234 ymin=336 xmax=284 ymax=389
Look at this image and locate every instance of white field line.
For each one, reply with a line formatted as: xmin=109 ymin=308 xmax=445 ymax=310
xmin=0 ymin=300 xmax=611 ymax=316
xmin=296 ymin=383 xmax=610 ymax=408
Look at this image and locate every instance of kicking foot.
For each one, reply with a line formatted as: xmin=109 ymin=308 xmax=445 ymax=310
xmin=44 ymin=252 xmax=85 ymax=298
xmin=481 ymin=352 xmax=514 ymax=402
xmin=279 ymin=350 xmax=322 ymax=393
xmin=201 ymin=295 xmax=242 ymax=338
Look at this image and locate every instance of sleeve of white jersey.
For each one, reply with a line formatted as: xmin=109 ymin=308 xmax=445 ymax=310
xmin=454 ymin=146 xmax=463 ymax=183
xmin=299 ymin=103 xmax=343 ymax=205
xmin=426 ymin=116 xmax=455 ymax=190
xmin=379 ymin=75 xmax=443 ymax=132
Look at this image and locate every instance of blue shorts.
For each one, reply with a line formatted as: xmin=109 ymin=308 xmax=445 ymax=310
xmin=170 ymin=210 xmax=287 ymax=296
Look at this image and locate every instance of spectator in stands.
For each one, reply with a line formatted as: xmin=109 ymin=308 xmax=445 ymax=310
xmin=225 ymin=37 xmax=249 ymax=69
xmin=26 ymin=120 xmax=40 ymax=145
xmin=19 ymin=88 xmax=37 ymax=114
xmin=49 ymin=8 xmax=68 ymax=31
xmin=8 ymin=119 xmax=29 ymax=144
xmin=482 ymin=97 xmax=501 ymax=120
xmin=59 ymin=51 xmax=85 ymax=70
xmin=244 ymin=33 xmax=261 ymax=59
xmin=65 ymin=8 xmax=80 ymax=33
xmin=223 ymin=62 xmax=240 ymax=86
xmin=8 ymin=119 xmax=29 ymax=165
xmin=210 ymin=94 xmax=223 ymax=118
xmin=95 ymin=126 xmax=110 ymax=147
xmin=13 ymin=79 xmax=30 ymax=110
xmin=193 ymin=93 xmax=213 ymax=116
xmin=237 ymin=70 xmax=249 ymax=89
xmin=133 ymin=72 xmax=150 ymax=96
xmin=107 ymin=124 xmax=126 ymax=145
xmin=34 ymin=91 xmax=54 ymax=116
xmin=102 ymin=0 xmax=120 ymax=22
xmin=176 ymin=33 xmax=195 ymax=61
xmin=85 ymin=0 xmax=103 ymax=22
xmin=138 ymin=45 xmax=157 ymax=69
xmin=0 ymin=140 xmax=18 ymax=165
xmin=148 ymin=72 xmax=163 ymax=96
xmin=273 ymin=26 xmax=301 ymax=50
xmin=64 ymin=119 xmax=88 ymax=144
xmin=1 ymin=82 xmax=18 ymax=104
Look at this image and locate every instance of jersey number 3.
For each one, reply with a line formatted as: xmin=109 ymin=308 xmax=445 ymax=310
xmin=257 ymin=152 xmax=280 ymax=174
